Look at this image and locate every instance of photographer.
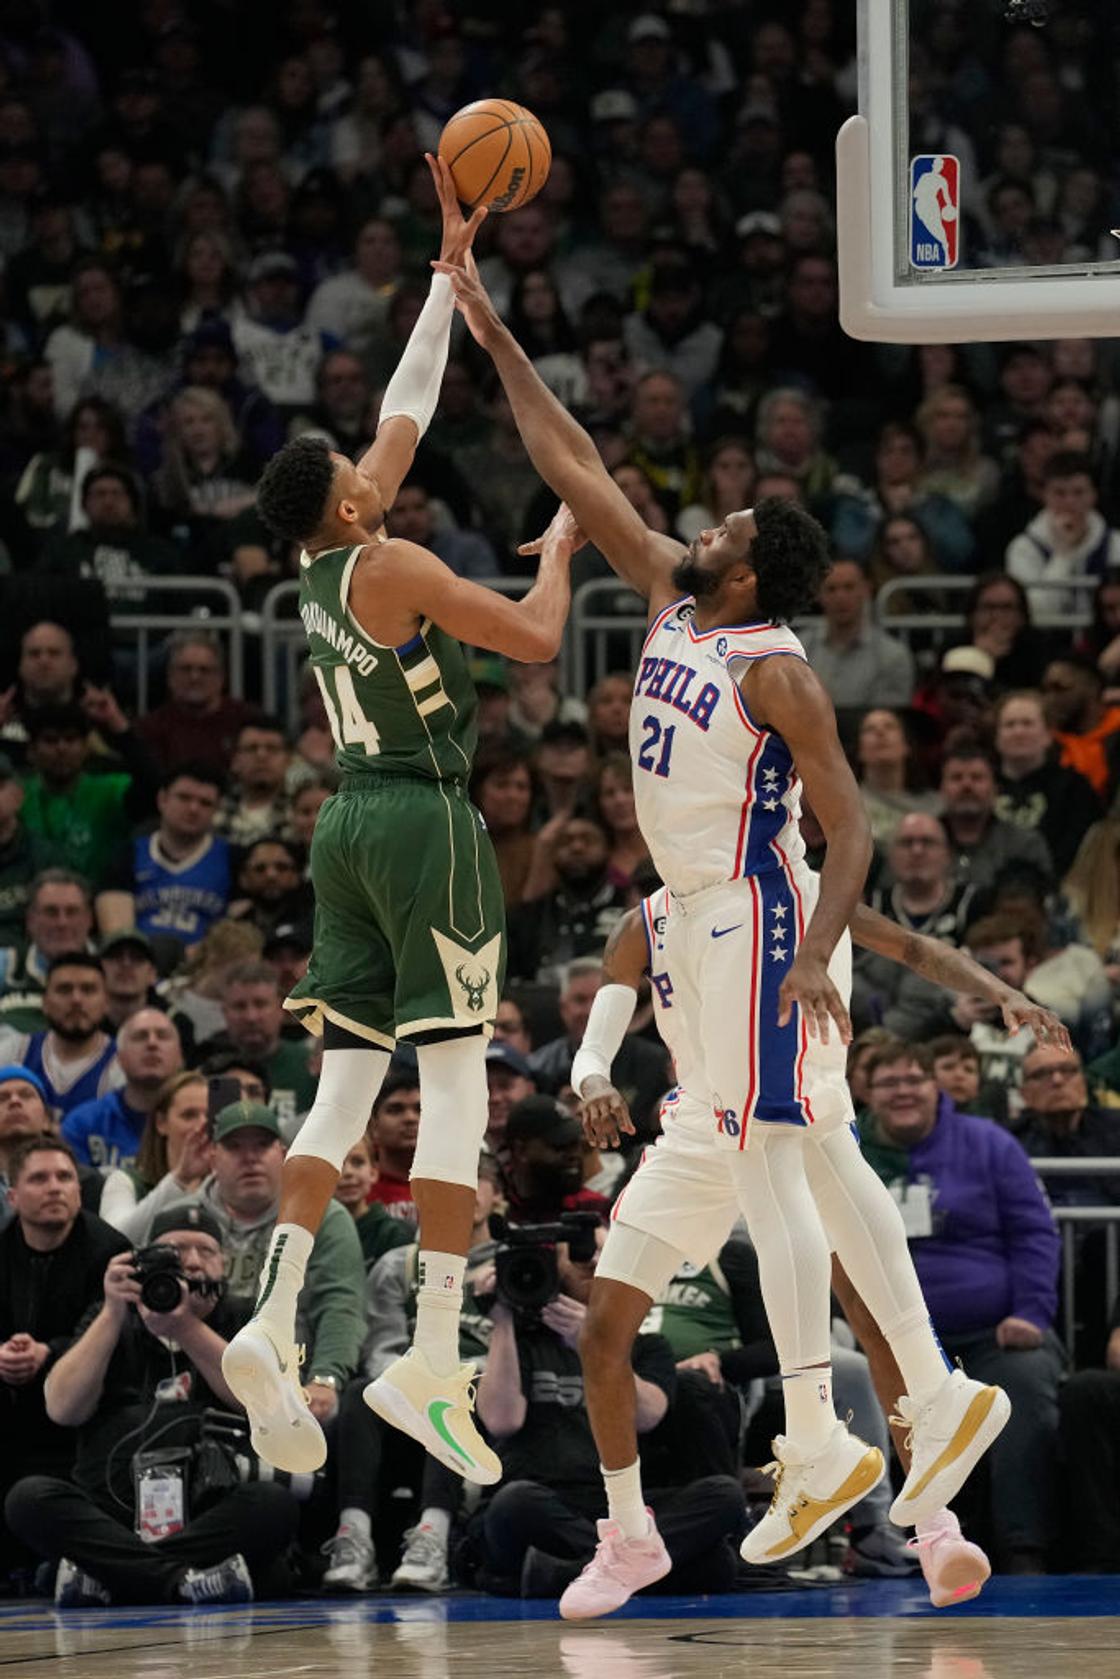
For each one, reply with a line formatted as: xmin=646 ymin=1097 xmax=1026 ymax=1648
xmin=4 ymin=1202 xmax=299 ymax=1606
xmin=502 ymin=1095 xmax=610 ymax=1224
xmin=471 ymin=1225 xmax=745 ymax=1598
xmin=0 ymin=1135 xmax=129 ymax=1579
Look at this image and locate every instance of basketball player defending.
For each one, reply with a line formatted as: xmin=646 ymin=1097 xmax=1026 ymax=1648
xmin=220 ymin=160 xmax=579 ymax=1484
xmin=561 ymin=891 xmax=1068 ymax=1615
xmin=438 ymin=256 xmax=1012 ymax=1567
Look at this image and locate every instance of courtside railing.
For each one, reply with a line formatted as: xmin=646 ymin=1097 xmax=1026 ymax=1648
xmin=105 ymin=576 xmax=245 ymax=707
xmin=875 ymin=573 xmax=1098 ymax=636
xmin=1030 ymin=1158 xmax=1120 ymax=1351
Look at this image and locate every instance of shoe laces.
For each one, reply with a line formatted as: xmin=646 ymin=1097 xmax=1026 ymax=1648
xmin=322 ymin=1532 xmax=367 ymax=1567
xmin=403 ymin=1527 xmax=444 ymax=1565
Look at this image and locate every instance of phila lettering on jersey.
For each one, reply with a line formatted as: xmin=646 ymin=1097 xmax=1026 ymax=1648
xmin=629 ymin=598 xmax=809 ymax=896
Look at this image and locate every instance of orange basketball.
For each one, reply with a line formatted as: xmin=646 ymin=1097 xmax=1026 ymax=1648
xmin=438 ymin=99 xmax=551 ymax=213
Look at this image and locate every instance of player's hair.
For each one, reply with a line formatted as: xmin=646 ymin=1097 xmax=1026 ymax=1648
xmin=749 ymin=496 xmax=832 ymax=622
xmin=256 ymin=435 xmax=336 ymax=543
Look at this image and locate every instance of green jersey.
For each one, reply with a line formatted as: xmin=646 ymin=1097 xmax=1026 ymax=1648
xmin=639 ymin=1257 xmax=742 ymax=1362
xmin=299 ymin=543 xmax=478 ymax=783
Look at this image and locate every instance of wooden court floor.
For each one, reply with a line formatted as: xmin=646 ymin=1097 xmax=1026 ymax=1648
xmin=1 ymin=1580 xmax=1117 ymax=1679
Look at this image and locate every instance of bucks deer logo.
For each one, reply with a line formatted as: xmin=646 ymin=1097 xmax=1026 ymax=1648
xmin=454 ymin=961 xmax=491 ymax=1013
xmin=432 ymin=929 xmax=501 ymax=1025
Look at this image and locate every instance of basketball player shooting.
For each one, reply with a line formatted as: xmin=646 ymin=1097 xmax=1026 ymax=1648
xmin=437 ymin=254 xmax=1013 ymax=1583
xmin=219 ymin=158 xmax=581 ymax=1486
xmin=560 ymin=891 xmax=1068 ymax=1617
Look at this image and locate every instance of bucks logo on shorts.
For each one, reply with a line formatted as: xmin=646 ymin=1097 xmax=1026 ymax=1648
xmin=433 ymin=929 xmax=501 ymax=1025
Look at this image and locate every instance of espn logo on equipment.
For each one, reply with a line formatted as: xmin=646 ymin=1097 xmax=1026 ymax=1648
xmin=910 ymin=155 xmax=960 ymax=271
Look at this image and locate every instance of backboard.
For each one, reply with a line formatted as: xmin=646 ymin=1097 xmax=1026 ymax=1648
xmin=837 ymin=0 xmax=1120 ymax=341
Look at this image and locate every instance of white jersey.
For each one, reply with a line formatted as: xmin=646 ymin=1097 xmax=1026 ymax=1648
xmin=630 ymin=597 xmax=809 ymax=897
xmin=638 ymin=884 xmax=703 ymax=1097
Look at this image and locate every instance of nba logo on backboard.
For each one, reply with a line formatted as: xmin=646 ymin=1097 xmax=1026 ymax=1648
xmin=910 ymin=155 xmax=960 ymax=270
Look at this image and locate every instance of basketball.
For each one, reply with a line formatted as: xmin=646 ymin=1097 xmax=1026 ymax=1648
xmin=437 ymin=99 xmax=551 ymax=213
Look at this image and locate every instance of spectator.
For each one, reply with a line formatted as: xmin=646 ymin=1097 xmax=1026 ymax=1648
xmin=915 ymin=385 xmax=1000 ymax=517
xmin=856 ymin=709 xmax=940 ymax=849
xmin=288 ymin=771 xmax=336 ymax=853
xmin=174 ymin=228 xmax=242 ymax=334
xmin=586 ymin=674 xmax=633 ymax=757
xmin=196 ymin=1100 xmax=364 ymax=1408
xmin=469 ymin=744 xmax=538 ymax=909
xmin=1007 ymin=452 xmax=1120 ymax=615
xmin=485 ymin=1041 xmax=538 ymax=1154
xmin=675 ymin=435 xmax=755 ymax=547
xmin=530 ymin=958 xmax=670 ymax=1141
xmin=0 ymin=1136 xmax=129 ymax=1578
xmin=867 ymin=516 xmax=948 ymax=628
xmin=976 ymin=420 xmax=1058 ymax=559
xmin=1041 ymin=653 xmax=1120 ymax=803
xmin=0 ymin=1065 xmax=55 ymax=1226
xmin=41 ymin=465 xmax=180 ymax=610
xmin=96 ymin=763 xmax=232 ymax=951
xmin=386 ymin=477 xmax=497 ymax=581
xmin=1064 ymin=817 xmax=1120 ymax=979
xmin=6 ymin=1200 xmax=299 ymax=1605
xmin=4 ymin=623 xmax=82 ymax=752
xmin=501 ymin=1094 xmax=609 ymax=1225
xmin=228 ymin=836 xmax=311 ymax=942
xmin=260 ymin=921 xmax=312 ymax=1014
xmin=233 ymin=250 xmax=333 ymax=415
xmin=135 ymin=633 xmax=256 ymax=782
xmin=141 ymin=318 xmax=283 ymax=479
xmin=507 ymin=812 xmax=628 ymax=985
xmin=492 ymin=999 xmax=534 ymax=1060
xmin=98 ymin=931 xmax=164 ymax=1033
xmin=506 ymin=658 xmax=587 ymax=747
xmin=797 ymin=559 xmax=916 ymax=710
xmin=622 ymin=255 xmax=721 ymax=401
xmin=859 ymin=1040 xmax=1063 ymax=1573
xmin=289 ymin=349 xmax=372 ymax=460
xmin=98 ymin=1069 xmax=213 ymax=1242
xmin=939 ymin=743 xmax=1053 ymax=891
xmin=0 ymin=954 xmax=122 ymax=1123
xmin=215 ymin=717 xmax=293 ymax=847
xmin=334 ymin=1131 xmax=414 ymax=1272
xmin=366 ymin=1070 xmax=421 ymax=1225
xmin=0 ymin=752 xmax=60 ymax=945
xmin=963 ymin=573 xmax=1052 ymax=694
xmin=1077 ymin=571 xmax=1120 ymax=690
xmin=62 ymin=1007 xmax=182 ymax=1170
xmin=532 ymin=720 xmax=594 ymax=823
xmin=304 ymin=217 xmax=402 ymax=363
xmin=928 ymin=1035 xmax=984 ymax=1114
xmin=993 ymin=690 xmax=1101 ymax=880
xmin=829 ymin=421 xmax=974 ymax=571
xmin=43 ymin=259 xmax=127 ymax=420
xmin=753 ymin=386 xmax=835 ymax=502
xmin=148 ymin=386 xmax=257 ymax=554
xmin=623 ymin=370 xmax=702 ymax=523
xmin=1017 ymin=1044 xmax=1120 ymax=1205
xmin=595 ymin=752 xmax=650 ymax=892
xmin=1058 ymin=1291 xmax=1120 ymax=1572
xmin=158 ymin=921 xmax=264 ymax=1052
xmin=0 ymin=870 xmax=95 ymax=1033
xmin=15 ymin=396 xmax=130 ymax=538
xmin=196 ymin=960 xmax=315 ymax=1137
xmin=766 ymin=253 xmax=871 ymax=406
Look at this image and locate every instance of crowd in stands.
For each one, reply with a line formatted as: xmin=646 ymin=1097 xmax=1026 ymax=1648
xmin=2 ymin=0 xmax=1120 ymax=1608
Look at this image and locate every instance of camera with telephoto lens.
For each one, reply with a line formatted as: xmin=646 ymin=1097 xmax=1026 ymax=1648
xmin=132 ymin=1245 xmax=225 ymax=1313
xmin=491 ymin=1210 xmax=601 ymax=1323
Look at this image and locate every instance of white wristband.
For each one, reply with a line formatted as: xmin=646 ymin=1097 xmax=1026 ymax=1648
xmin=570 ymin=983 xmax=637 ymax=1096
xmin=378 ymin=272 xmax=455 ymax=440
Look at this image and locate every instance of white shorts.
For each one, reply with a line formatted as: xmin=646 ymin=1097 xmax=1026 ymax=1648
xmin=662 ymin=871 xmax=855 ymax=1152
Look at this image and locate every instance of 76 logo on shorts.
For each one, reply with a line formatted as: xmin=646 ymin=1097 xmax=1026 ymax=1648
xmin=715 ymin=1101 xmax=740 ymax=1138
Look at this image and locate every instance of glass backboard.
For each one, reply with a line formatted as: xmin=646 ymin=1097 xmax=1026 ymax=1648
xmin=837 ymin=0 xmax=1120 ymax=340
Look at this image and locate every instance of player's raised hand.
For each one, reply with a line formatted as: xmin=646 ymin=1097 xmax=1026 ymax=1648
xmin=431 ymin=253 xmax=504 ymax=348
xmin=519 ymin=503 xmax=588 ymax=561
xmin=427 ymin=152 xmax=487 ymax=267
xmin=1000 ymin=992 xmax=1071 ymax=1049
xmin=779 ymin=952 xmax=852 ymax=1046
xmin=578 ymin=1075 xmax=634 ymax=1149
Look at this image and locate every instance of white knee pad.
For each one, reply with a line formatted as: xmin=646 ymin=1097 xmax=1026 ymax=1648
xmin=286 ymin=1046 xmax=390 ymax=1171
xmin=595 ymin=1220 xmax=686 ymax=1302
xmin=410 ymin=1035 xmax=489 ymax=1190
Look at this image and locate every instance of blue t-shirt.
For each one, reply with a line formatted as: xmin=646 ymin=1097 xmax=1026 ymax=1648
xmin=63 ymin=1088 xmax=148 ymax=1169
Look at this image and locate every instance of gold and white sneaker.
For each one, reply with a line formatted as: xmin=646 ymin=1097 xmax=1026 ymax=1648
xmin=364 ymin=1348 xmax=501 ymax=1486
xmin=740 ymin=1423 xmax=885 ymax=1564
xmin=889 ymin=1369 xmax=1011 ymax=1527
xmin=221 ymin=1322 xmax=326 ymax=1473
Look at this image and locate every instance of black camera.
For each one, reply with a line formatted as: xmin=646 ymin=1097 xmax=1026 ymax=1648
xmin=492 ymin=1210 xmax=601 ymax=1321
xmin=132 ymin=1245 xmax=225 ymax=1313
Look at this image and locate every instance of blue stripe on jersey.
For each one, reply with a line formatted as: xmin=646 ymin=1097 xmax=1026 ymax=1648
xmin=742 ymin=736 xmax=796 ymax=877
xmin=750 ymin=872 xmax=807 ymax=1127
xmin=396 ymin=632 xmax=425 ymax=656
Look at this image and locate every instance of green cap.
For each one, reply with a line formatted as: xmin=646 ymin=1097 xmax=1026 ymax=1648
xmin=468 ymin=656 xmax=509 ymax=694
xmin=212 ymin=1100 xmax=284 ymax=1144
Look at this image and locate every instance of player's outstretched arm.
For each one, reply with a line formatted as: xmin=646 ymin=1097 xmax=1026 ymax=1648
xmin=850 ymin=904 xmax=1072 ymax=1048
xmin=358 ymin=156 xmax=486 ymax=509
xmin=570 ymin=908 xmax=647 ymax=1148
xmin=355 ymin=502 xmax=578 ymax=663
xmin=744 ymin=657 xmax=872 ymax=1045
xmin=433 ymin=256 xmax=681 ymax=612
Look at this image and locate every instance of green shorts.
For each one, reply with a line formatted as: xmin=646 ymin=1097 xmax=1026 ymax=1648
xmin=285 ymin=773 xmax=506 ymax=1048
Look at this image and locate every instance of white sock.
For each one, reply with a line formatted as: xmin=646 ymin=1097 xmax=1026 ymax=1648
xmin=412 ymin=1251 xmax=465 ymax=1376
xmin=601 ymin=1460 xmax=649 ymax=1540
xmin=890 ymin=1317 xmax=953 ymax=1406
xmin=339 ymin=1507 xmax=372 ymax=1543
xmin=782 ymin=1366 xmax=836 ymax=1450
xmin=915 ymin=1508 xmax=957 ymax=1540
xmin=417 ymin=1507 xmax=451 ymax=1545
xmin=253 ymin=1223 xmax=314 ymax=1339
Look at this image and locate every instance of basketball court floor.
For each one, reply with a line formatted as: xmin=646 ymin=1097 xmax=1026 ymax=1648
xmin=2 ymin=1578 xmax=1116 ymax=1679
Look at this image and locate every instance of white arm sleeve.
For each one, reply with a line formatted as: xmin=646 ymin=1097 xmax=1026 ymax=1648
xmin=377 ymin=272 xmax=454 ymax=439
xmin=570 ymin=983 xmax=638 ymax=1096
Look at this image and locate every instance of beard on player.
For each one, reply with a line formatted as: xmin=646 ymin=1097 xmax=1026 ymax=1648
xmin=670 ymin=539 xmax=726 ymax=599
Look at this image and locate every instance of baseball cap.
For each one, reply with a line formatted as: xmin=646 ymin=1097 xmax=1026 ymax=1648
xmin=485 ymin=1041 xmax=535 ymax=1081
xmin=0 ymin=1063 xmax=48 ymax=1103
xmin=505 ymin=1094 xmax=582 ymax=1147
xmin=940 ymin=646 xmax=995 ymax=683
xmin=0 ymin=752 xmax=15 ymax=780
xmin=212 ymin=1100 xmax=284 ymax=1144
xmin=590 ymin=89 xmax=638 ymax=124
xmin=469 ymin=656 xmax=510 ymax=695
xmin=628 ymin=14 xmax=671 ymax=43
xmin=100 ymin=929 xmax=156 ymax=960
xmin=248 ymin=250 xmax=299 ymax=285
xmin=149 ymin=1201 xmax=223 ymax=1246
xmin=263 ymin=920 xmax=313 ymax=956
xmin=735 ymin=210 xmax=782 ymax=240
